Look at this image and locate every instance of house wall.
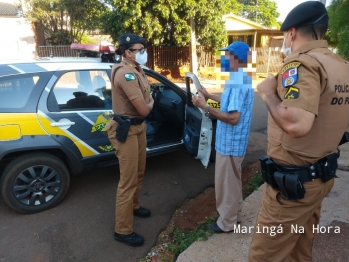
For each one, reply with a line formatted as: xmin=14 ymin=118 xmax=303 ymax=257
xmin=225 ymin=18 xmax=262 ymax=30
xmin=0 ymin=17 xmax=36 ymax=60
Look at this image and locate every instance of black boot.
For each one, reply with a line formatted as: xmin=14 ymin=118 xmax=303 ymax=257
xmin=114 ymin=232 xmax=144 ymax=247
xmin=133 ymin=206 xmax=151 ymax=218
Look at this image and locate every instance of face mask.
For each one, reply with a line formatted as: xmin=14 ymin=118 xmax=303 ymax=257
xmin=281 ymin=32 xmax=293 ymax=57
xmin=135 ymin=51 xmax=148 ymax=65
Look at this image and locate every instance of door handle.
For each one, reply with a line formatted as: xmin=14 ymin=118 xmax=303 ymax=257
xmin=51 ymin=121 xmax=75 ymax=127
xmin=171 ymin=100 xmax=179 ymax=109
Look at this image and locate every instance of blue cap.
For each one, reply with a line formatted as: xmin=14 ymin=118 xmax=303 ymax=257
xmin=219 ymin=41 xmax=250 ymax=63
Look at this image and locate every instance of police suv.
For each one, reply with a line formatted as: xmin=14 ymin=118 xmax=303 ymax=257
xmin=0 ymin=44 xmax=217 ymax=213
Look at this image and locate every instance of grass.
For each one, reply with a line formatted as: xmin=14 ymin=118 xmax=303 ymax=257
xmin=243 ymin=171 xmax=264 ymax=199
xmin=166 ymin=217 xmax=215 ymax=256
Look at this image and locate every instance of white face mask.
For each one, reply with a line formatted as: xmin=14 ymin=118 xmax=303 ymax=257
xmin=135 ymin=51 xmax=148 ymax=65
xmin=281 ymin=32 xmax=293 ymax=57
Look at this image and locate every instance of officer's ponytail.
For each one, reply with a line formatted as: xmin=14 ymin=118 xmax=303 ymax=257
xmin=118 ymin=44 xmax=135 ymax=56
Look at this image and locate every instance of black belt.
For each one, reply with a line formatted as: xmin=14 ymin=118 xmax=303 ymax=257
xmin=113 ymin=115 xmax=144 ymax=125
xmin=260 ymin=153 xmax=338 ymax=200
xmin=273 ymin=162 xmax=323 ymax=184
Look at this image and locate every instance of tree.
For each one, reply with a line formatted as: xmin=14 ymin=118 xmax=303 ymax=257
xmin=24 ymin=0 xmax=107 ymax=45
xmin=103 ymin=0 xmax=242 ymax=51
xmin=237 ymin=0 xmax=280 ymax=28
xmin=327 ymin=0 xmax=349 ymax=60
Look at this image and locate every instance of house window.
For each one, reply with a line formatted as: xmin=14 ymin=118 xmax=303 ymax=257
xmin=227 ymin=35 xmax=253 ymax=47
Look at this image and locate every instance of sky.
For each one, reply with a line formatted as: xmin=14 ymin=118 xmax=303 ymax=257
xmin=273 ymin=0 xmax=333 ymax=22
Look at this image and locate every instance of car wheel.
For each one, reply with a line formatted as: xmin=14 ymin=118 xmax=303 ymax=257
xmin=210 ymin=121 xmax=216 ymax=162
xmin=0 ymin=153 xmax=70 ymax=213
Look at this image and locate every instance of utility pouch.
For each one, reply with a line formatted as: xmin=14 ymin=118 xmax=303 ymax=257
xmin=274 ymin=171 xmax=288 ymax=199
xmin=274 ymin=171 xmax=305 ymax=200
xmin=266 ymin=159 xmax=278 ymax=189
xmin=284 ymin=173 xmax=305 ymax=200
xmin=113 ymin=115 xmax=131 ymax=143
xmin=320 ymin=153 xmax=338 ymax=182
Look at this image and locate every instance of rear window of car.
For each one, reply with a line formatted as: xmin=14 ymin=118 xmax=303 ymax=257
xmin=0 ymin=73 xmax=51 ymax=112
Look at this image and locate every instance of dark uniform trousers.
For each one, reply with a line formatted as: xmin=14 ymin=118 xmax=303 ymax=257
xmin=248 ymin=178 xmax=334 ymax=262
xmin=107 ymin=120 xmax=147 ymax=234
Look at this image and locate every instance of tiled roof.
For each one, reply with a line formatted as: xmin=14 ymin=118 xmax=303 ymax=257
xmin=0 ymin=2 xmax=18 ymax=16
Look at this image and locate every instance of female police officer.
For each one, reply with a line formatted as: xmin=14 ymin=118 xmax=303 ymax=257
xmin=106 ymin=33 xmax=154 ymax=247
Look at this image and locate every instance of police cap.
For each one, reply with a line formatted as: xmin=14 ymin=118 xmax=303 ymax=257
xmin=118 ymin=33 xmax=147 ymax=48
xmin=280 ymin=1 xmax=327 ymax=31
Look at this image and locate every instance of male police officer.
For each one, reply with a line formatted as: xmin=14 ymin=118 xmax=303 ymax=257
xmin=248 ymin=2 xmax=349 ymax=261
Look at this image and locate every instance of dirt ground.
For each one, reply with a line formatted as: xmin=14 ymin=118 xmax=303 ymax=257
xmin=145 ymin=161 xmax=261 ymax=261
xmin=171 ymin=161 xmax=261 ymax=231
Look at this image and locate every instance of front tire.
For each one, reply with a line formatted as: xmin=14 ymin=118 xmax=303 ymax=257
xmin=1 ymin=153 xmax=70 ymax=213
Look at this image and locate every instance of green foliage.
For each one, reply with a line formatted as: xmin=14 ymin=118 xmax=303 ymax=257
xmin=327 ymin=0 xmax=349 ymax=60
xmin=237 ymin=0 xmax=280 ymax=28
xmin=167 ymin=217 xmax=215 ymax=255
xmin=24 ymin=0 xmax=107 ymax=44
xmin=80 ymin=34 xmax=99 ymax=45
xmin=243 ymin=171 xmax=263 ymax=199
xmin=104 ymin=0 xmax=245 ymax=51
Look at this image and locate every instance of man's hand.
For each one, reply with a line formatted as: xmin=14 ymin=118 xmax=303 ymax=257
xmin=257 ymin=73 xmax=278 ymax=101
xmin=192 ymin=93 xmax=207 ymax=110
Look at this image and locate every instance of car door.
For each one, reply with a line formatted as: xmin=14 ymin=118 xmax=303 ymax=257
xmin=37 ymin=67 xmax=115 ymax=166
xmin=183 ymin=73 xmax=213 ymax=168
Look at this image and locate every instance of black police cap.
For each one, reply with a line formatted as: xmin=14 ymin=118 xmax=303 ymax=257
xmin=118 ymin=33 xmax=146 ymax=48
xmin=280 ymin=1 xmax=327 ymax=31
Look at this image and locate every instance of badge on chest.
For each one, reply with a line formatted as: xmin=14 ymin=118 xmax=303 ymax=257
xmin=280 ymin=62 xmax=301 ymax=88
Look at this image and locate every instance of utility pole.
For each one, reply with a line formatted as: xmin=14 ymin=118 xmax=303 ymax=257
xmin=255 ymin=0 xmax=258 ymax=22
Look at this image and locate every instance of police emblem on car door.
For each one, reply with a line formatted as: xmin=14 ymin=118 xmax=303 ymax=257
xmin=37 ymin=69 xmax=115 ymax=162
xmin=183 ymin=73 xmax=213 ymax=168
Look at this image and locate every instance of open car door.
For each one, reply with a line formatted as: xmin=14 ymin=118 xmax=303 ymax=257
xmin=183 ymin=73 xmax=213 ymax=168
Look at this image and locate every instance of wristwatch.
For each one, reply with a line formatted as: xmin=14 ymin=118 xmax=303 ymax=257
xmin=205 ymin=104 xmax=210 ymax=117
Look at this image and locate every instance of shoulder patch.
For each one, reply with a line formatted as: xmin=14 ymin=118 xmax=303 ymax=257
xmin=280 ymin=62 xmax=301 ymax=88
xmin=284 ymin=86 xmax=299 ymax=99
xmin=124 ymin=73 xmax=136 ymax=81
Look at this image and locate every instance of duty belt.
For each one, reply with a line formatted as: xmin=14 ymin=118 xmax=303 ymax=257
xmin=113 ymin=115 xmax=144 ymax=125
xmin=259 ymin=153 xmax=338 ymax=200
xmin=273 ymin=162 xmax=323 ymax=184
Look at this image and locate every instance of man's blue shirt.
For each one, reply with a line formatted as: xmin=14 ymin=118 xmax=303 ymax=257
xmin=215 ymin=69 xmax=254 ymax=156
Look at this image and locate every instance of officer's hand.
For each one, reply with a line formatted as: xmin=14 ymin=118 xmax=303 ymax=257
xmin=257 ymin=73 xmax=277 ymax=99
xmin=198 ymin=86 xmax=210 ymax=99
xmin=192 ymin=93 xmax=206 ymax=110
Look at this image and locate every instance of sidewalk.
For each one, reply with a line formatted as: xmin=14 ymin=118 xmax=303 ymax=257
xmin=176 ymin=143 xmax=349 ymax=262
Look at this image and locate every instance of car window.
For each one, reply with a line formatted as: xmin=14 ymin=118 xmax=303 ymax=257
xmin=146 ymin=75 xmax=167 ymax=93
xmin=51 ymin=70 xmax=111 ymax=111
xmin=0 ymin=75 xmax=39 ymax=110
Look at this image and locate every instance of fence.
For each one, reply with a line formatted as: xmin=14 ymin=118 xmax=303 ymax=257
xmin=37 ymin=45 xmax=283 ymax=74
xmin=37 ymin=45 xmax=79 ymax=57
xmin=255 ymin=47 xmax=283 ymax=74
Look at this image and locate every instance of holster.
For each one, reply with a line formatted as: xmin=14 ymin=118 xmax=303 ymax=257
xmin=113 ymin=115 xmax=131 ymax=143
xmin=319 ymin=153 xmax=338 ymax=182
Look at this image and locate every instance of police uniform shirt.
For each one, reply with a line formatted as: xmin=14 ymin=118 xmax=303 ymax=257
xmin=111 ymin=58 xmax=151 ymax=118
xmin=268 ymin=40 xmax=349 ymax=166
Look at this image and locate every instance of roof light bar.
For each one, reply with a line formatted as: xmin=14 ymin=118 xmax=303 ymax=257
xmin=71 ymin=43 xmax=116 ymax=54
